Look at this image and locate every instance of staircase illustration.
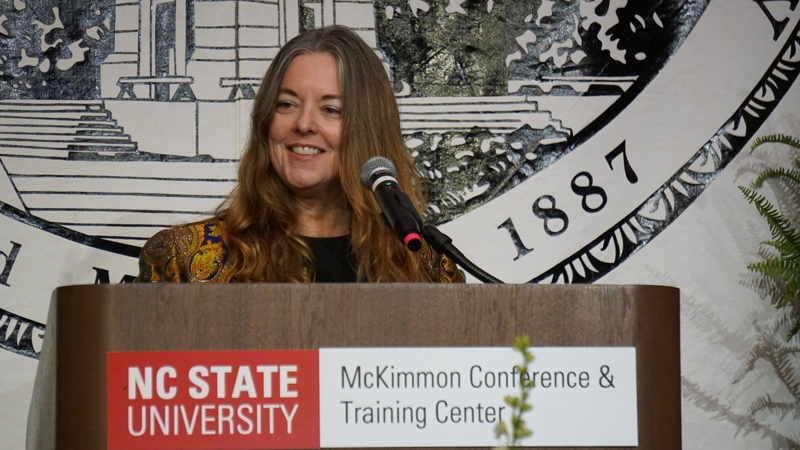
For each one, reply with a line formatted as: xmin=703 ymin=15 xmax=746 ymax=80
xmin=0 ymin=100 xmax=235 ymax=246
xmin=397 ymin=96 xmax=572 ymax=136
xmin=0 ymin=100 xmax=137 ymax=158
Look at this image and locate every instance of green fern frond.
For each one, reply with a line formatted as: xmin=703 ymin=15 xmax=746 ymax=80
xmin=751 ymin=167 xmax=800 ymax=189
xmin=743 ymin=135 xmax=800 ymax=341
xmin=747 ymin=258 xmax=799 ymax=280
xmin=762 ymin=239 xmax=800 ymax=261
xmin=750 ymin=134 xmax=800 ymax=153
xmin=740 ymin=186 xmax=800 ymax=261
xmin=776 ymin=290 xmax=796 ymax=309
xmin=748 ymin=258 xmax=800 ymax=312
xmin=788 ymin=320 xmax=800 ymax=340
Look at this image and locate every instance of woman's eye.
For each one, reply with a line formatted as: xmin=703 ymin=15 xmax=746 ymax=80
xmin=277 ymin=101 xmax=293 ymax=110
xmin=324 ymin=106 xmax=341 ymax=115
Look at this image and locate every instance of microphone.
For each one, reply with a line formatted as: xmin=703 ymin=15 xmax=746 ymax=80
xmin=360 ymin=157 xmax=423 ymax=252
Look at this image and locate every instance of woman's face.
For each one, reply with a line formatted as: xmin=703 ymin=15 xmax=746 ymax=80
xmin=268 ymin=52 xmax=343 ymax=200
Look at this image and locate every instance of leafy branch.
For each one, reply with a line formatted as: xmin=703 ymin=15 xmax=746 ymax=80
xmin=740 ymin=134 xmax=800 ymax=340
xmin=495 ymin=335 xmax=534 ymax=448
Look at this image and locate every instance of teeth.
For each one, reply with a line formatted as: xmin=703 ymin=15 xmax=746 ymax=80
xmin=291 ymin=146 xmax=322 ymax=155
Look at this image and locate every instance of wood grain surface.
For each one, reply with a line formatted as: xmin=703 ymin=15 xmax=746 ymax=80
xmin=27 ymin=283 xmax=680 ymax=450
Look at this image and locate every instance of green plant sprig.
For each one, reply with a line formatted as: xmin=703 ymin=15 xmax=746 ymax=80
xmin=495 ymin=335 xmax=534 ymax=448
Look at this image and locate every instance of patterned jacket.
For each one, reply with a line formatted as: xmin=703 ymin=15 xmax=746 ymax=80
xmin=137 ymin=218 xmax=465 ymax=283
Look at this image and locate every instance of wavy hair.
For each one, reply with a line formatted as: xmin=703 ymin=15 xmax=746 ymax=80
xmin=217 ymin=26 xmax=428 ymax=282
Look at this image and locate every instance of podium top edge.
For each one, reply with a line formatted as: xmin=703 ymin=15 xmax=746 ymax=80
xmin=54 ymin=283 xmax=680 ymax=293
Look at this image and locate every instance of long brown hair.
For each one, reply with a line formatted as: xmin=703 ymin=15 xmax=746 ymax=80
xmin=217 ymin=26 xmax=428 ymax=282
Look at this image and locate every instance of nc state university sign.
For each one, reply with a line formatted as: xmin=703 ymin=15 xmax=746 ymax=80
xmin=107 ymin=348 xmax=637 ymax=448
xmin=107 ymin=351 xmax=321 ymax=450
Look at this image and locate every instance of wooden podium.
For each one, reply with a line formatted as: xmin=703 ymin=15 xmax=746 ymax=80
xmin=27 ymin=284 xmax=680 ymax=450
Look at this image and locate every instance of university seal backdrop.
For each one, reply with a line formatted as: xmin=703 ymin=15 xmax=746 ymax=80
xmin=1 ymin=0 xmax=799 ymax=448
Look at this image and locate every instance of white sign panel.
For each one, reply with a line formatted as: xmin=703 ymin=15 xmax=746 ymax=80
xmin=319 ymin=347 xmax=637 ymax=447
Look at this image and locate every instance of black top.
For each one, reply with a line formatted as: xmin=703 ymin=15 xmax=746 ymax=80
xmin=302 ymin=235 xmax=358 ymax=283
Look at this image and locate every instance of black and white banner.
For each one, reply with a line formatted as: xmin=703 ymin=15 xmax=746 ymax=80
xmin=1 ymin=0 xmax=799 ymax=448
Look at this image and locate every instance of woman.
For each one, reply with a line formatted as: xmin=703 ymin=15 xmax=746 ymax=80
xmin=137 ymin=26 xmax=464 ymax=283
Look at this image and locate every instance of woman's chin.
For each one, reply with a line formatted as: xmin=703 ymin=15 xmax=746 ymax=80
xmin=285 ymin=180 xmax=341 ymax=200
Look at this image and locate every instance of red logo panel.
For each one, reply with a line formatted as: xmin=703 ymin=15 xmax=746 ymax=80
xmin=107 ymin=350 xmax=320 ymax=450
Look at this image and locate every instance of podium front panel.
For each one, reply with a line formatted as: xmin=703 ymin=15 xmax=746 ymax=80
xmin=28 ymin=284 xmax=679 ymax=450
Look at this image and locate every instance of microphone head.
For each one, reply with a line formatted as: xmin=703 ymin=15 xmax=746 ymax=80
xmin=360 ymin=156 xmax=397 ymax=189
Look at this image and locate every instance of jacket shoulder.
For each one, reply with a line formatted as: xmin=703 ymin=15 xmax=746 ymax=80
xmin=137 ymin=218 xmax=233 ymax=283
xmin=419 ymin=239 xmax=466 ymax=283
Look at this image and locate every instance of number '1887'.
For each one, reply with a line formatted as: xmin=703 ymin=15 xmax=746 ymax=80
xmin=497 ymin=142 xmax=638 ymax=261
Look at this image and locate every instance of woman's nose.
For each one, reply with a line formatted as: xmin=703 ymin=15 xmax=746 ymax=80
xmin=293 ymin=107 xmax=317 ymax=134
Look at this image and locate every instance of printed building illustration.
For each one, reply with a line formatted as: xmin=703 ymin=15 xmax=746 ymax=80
xmin=100 ymin=0 xmax=379 ymax=101
xmin=0 ymin=0 xmax=576 ymax=246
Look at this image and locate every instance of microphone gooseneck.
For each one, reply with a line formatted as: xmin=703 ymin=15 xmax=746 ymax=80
xmin=359 ymin=156 xmax=503 ymax=283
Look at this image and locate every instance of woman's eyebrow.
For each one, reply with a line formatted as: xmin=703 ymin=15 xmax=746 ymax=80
xmin=278 ymin=88 xmax=340 ymax=101
xmin=278 ymin=88 xmax=298 ymax=97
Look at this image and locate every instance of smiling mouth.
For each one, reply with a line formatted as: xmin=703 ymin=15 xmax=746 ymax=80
xmin=291 ymin=146 xmax=322 ymax=155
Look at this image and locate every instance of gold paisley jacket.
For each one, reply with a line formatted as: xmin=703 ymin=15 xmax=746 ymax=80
xmin=137 ymin=218 xmax=465 ymax=283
